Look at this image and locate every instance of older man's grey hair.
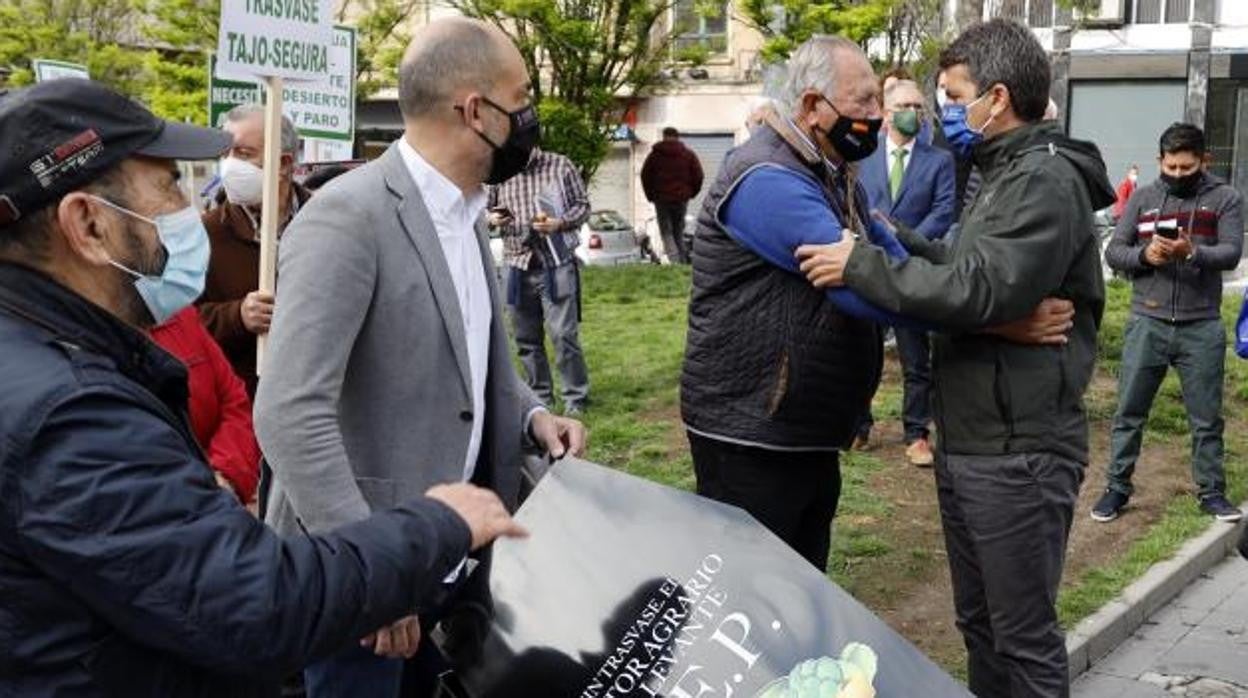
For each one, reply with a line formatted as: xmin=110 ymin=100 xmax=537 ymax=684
xmin=398 ymin=20 xmax=501 ymax=119
xmin=771 ymin=35 xmax=865 ymax=118
xmin=225 ymin=104 xmax=299 ymax=155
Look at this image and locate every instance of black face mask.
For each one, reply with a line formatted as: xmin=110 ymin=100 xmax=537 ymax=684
xmin=813 ymin=95 xmax=882 ymax=163
xmin=463 ymin=97 xmax=541 ymax=185
xmin=1160 ymin=170 xmax=1202 ymax=198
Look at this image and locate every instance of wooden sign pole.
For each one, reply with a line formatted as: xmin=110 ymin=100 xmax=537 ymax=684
xmin=255 ymin=75 xmax=284 ymax=375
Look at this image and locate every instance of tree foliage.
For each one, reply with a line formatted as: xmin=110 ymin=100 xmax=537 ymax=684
xmin=737 ymin=0 xmax=894 ymax=64
xmin=0 ymin=0 xmax=146 ymax=90
xmin=1055 ymin=0 xmax=1103 ymax=29
xmin=448 ymin=0 xmax=688 ymax=179
xmin=338 ymin=0 xmax=419 ymax=99
xmin=0 ymin=0 xmax=415 ymax=124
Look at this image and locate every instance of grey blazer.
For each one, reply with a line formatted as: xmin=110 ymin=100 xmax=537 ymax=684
xmin=256 ymin=144 xmax=541 ymax=537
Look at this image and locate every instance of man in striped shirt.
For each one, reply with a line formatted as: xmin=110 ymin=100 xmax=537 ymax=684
xmin=487 ymin=146 xmax=592 ymax=414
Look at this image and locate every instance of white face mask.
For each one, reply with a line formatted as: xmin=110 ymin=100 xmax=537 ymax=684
xmin=219 ymin=156 xmax=264 ymax=207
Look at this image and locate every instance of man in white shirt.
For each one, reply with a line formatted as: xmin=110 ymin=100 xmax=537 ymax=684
xmin=254 ymin=17 xmax=587 ymax=697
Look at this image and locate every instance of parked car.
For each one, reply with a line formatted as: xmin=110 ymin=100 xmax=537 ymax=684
xmin=576 ymin=209 xmax=658 ymax=266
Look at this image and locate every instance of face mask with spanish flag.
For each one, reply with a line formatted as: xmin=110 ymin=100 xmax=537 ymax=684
xmin=815 ymin=94 xmax=883 ymax=162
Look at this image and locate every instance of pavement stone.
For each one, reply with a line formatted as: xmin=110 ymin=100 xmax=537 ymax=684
xmin=1075 ymin=556 xmax=1248 ymax=697
xmin=1073 ymin=670 xmax=1173 ymax=697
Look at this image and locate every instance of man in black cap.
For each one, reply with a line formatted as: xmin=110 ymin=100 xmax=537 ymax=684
xmin=0 ymin=79 xmax=525 ymax=696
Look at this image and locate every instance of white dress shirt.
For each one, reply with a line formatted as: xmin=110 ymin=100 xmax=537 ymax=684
xmin=886 ymin=136 xmax=913 ymax=177
xmin=397 ymin=137 xmax=492 ymax=482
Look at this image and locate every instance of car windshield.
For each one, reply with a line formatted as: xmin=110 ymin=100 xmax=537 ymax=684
xmin=588 ymin=210 xmax=630 ymax=231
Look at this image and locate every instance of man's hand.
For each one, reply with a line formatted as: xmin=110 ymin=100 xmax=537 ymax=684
xmin=213 ymin=471 xmax=239 ymax=500
xmin=240 ymin=290 xmax=274 ymax=334
xmin=983 ymin=297 xmax=1075 ymax=346
xmin=425 ymin=482 xmax=528 ymax=551
xmin=360 ymin=615 xmax=421 ymax=659
xmin=1169 ymin=231 xmax=1193 ymax=261
xmin=486 ymin=211 xmax=513 ymax=228
xmin=530 ymin=410 xmax=587 ymax=459
xmin=531 ymin=216 xmax=563 ymax=235
xmin=796 ymin=237 xmax=857 ymax=289
xmin=1144 ymin=237 xmax=1172 ymax=266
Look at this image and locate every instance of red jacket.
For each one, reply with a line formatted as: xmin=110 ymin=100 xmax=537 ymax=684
xmin=150 ymin=307 xmax=260 ymax=503
xmin=1113 ymin=177 xmax=1136 ymax=219
xmin=641 ymin=140 xmax=704 ymax=204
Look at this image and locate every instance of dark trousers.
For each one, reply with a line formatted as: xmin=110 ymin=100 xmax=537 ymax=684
xmin=509 ymin=264 xmax=590 ymax=409
xmin=688 ymin=431 xmax=841 ymax=572
xmin=654 ymin=202 xmax=690 ymax=264
xmin=937 ymin=450 xmax=1084 ymax=698
xmin=858 ymin=327 xmax=932 ymax=442
xmin=1107 ymin=315 xmax=1226 ymax=499
xmin=303 ymin=620 xmax=452 ymax=698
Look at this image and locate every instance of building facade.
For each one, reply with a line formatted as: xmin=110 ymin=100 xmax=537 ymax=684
xmin=999 ymin=0 xmax=1248 ymax=202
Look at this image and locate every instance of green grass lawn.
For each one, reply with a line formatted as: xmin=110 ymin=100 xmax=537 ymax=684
xmin=563 ymin=265 xmax=1248 ymax=666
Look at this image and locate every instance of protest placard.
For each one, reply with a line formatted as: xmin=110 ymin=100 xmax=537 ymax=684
xmin=32 ymin=59 xmax=89 ymax=82
xmin=215 ymin=0 xmax=334 ymax=371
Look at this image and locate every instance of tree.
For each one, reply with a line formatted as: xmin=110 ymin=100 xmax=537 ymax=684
xmin=140 ymin=0 xmax=221 ymax=124
xmin=337 ymin=0 xmax=421 ymax=99
xmin=876 ymin=0 xmax=943 ymax=70
xmin=447 ymin=0 xmax=689 ymax=179
xmin=1055 ymin=0 xmax=1102 ymax=29
xmin=0 ymin=0 xmax=146 ymax=90
xmin=737 ymin=0 xmax=895 ymax=64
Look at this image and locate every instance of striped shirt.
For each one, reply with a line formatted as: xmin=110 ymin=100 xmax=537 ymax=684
xmin=486 ymin=148 xmax=590 ymax=270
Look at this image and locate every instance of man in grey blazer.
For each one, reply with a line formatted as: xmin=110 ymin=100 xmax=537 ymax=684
xmin=254 ymin=18 xmax=587 ymax=697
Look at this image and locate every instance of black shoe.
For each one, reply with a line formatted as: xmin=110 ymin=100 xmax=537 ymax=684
xmin=1200 ymin=493 xmax=1243 ymax=522
xmin=1091 ymin=489 xmax=1129 ymax=522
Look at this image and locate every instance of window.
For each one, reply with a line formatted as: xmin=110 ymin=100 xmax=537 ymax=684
xmin=673 ymin=0 xmax=728 ymax=55
xmin=1129 ymin=0 xmax=1192 ymax=23
xmin=1028 ymin=0 xmax=1054 ymax=27
xmin=1164 ymin=0 xmax=1189 ymax=22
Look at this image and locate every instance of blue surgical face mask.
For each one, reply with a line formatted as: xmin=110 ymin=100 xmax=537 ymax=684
xmin=941 ymin=92 xmax=995 ymax=160
xmin=92 ymin=196 xmax=210 ymax=325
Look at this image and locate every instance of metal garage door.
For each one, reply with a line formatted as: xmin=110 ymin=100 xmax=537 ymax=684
xmin=683 ymin=133 xmax=736 ymax=215
xmin=588 ymin=145 xmax=633 ymax=224
xmin=1068 ymin=81 xmax=1186 ymax=189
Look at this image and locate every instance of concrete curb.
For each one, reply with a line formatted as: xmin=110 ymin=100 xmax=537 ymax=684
xmin=1066 ymin=512 xmax=1246 ymax=681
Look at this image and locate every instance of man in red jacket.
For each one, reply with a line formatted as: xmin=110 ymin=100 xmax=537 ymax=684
xmin=150 ymin=306 xmax=261 ymax=506
xmin=1112 ymin=163 xmax=1138 ymax=220
xmin=641 ymin=127 xmax=704 ymax=264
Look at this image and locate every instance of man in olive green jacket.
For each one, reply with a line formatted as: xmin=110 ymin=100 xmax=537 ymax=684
xmin=795 ymin=20 xmax=1115 ymax=698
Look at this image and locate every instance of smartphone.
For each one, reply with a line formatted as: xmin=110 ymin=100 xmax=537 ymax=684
xmin=1155 ymin=219 xmax=1179 ymax=240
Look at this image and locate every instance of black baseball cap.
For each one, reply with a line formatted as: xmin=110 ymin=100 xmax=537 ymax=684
xmin=0 ymin=78 xmax=232 ymax=227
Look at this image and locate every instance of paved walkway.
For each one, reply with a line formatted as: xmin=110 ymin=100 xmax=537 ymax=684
xmin=1074 ymin=553 xmax=1248 ymax=697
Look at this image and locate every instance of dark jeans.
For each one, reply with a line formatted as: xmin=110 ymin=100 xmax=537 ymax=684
xmin=304 ymin=643 xmax=403 ymax=698
xmin=937 ymin=450 xmax=1084 ymax=698
xmin=858 ymin=327 xmax=932 ymax=442
xmin=509 ymin=264 xmax=590 ymax=409
xmin=688 ymin=431 xmax=841 ymax=571
xmin=654 ymin=201 xmax=690 ymax=264
xmin=1106 ymin=315 xmax=1226 ymax=499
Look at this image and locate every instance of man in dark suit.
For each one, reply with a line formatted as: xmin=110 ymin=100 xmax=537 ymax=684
xmin=854 ymin=78 xmax=956 ymax=466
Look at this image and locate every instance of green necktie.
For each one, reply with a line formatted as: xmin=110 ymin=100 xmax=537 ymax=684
xmin=889 ymin=147 xmax=907 ymax=201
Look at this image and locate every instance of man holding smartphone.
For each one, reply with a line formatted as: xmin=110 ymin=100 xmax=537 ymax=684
xmin=1094 ymin=123 xmax=1245 ymax=523
xmin=486 ymin=146 xmax=592 ymax=415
